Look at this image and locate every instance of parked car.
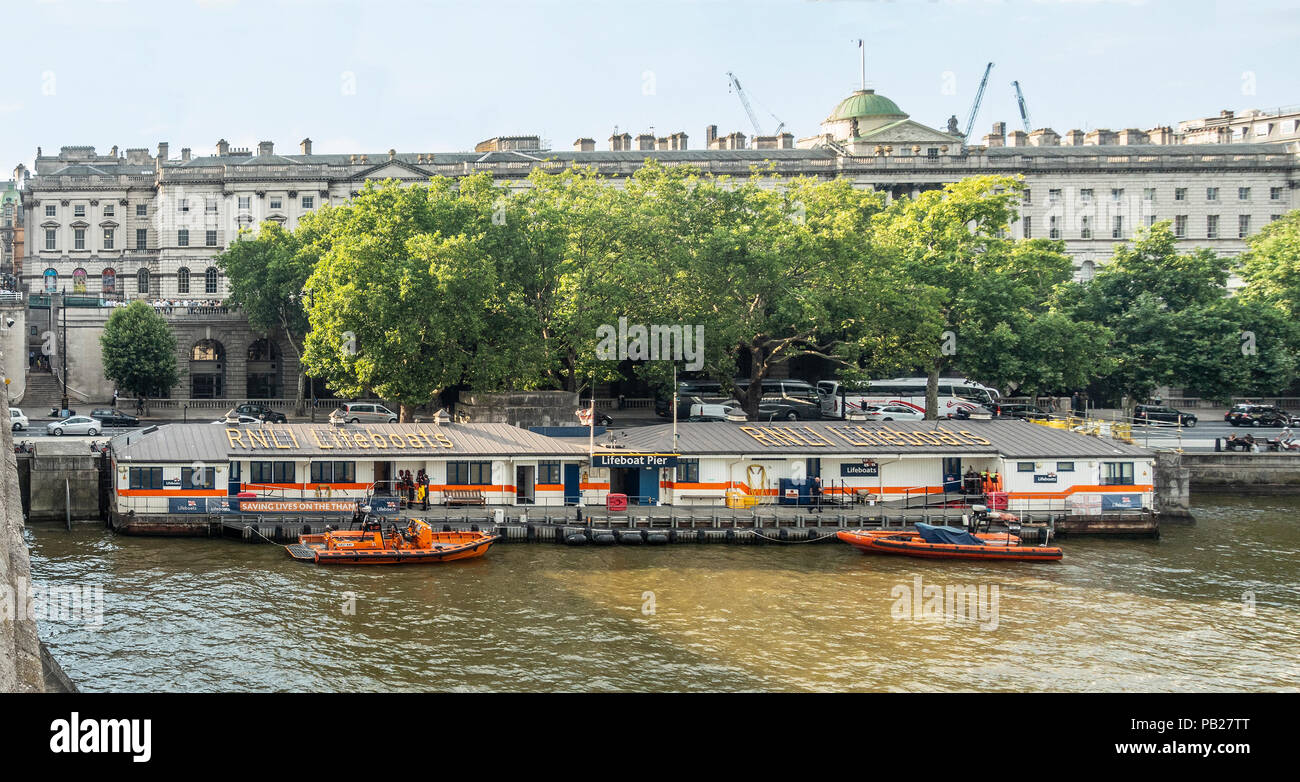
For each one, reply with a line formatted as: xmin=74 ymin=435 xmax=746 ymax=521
xmin=994 ymin=403 xmax=1050 ymax=420
xmin=1134 ymin=404 xmax=1197 ymax=427
xmin=860 ymin=403 xmax=925 ymax=422
xmin=10 ymin=408 xmax=28 ymax=431
xmin=46 ymin=416 xmax=102 ymax=436
xmin=576 ymin=408 xmax=614 ymax=426
xmin=234 ymin=403 xmax=287 ymax=423
xmin=335 ymin=402 xmax=398 ymax=424
xmin=212 ymin=414 xmax=262 ymax=425
xmin=89 ymin=408 xmax=140 ymax=427
xmin=1225 ymin=404 xmax=1291 ymax=427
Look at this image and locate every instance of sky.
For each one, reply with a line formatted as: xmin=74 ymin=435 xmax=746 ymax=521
xmin=2 ymin=0 xmax=1298 ymax=167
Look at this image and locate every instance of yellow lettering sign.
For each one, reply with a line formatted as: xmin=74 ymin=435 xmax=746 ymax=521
xmin=270 ymin=430 xmax=293 ymax=449
xmin=310 ymin=430 xmax=334 ymax=449
xmin=368 ymin=430 xmax=388 ymax=448
xmin=433 ymin=431 xmax=454 ymax=449
xmin=247 ymin=429 xmax=270 ymax=449
xmin=226 ymin=429 xmax=246 ymax=449
xmin=739 ymin=426 xmax=776 ymax=446
xmin=959 ymin=430 xmax=992 ymax=446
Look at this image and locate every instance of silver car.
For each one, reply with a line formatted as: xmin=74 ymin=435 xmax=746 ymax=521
xmin=336 ymin=403 xmax=398 ymax=424
xmin=47 ymin=415 xmax=103 ymax=436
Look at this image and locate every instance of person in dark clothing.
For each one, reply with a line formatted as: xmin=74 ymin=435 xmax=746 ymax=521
xmin=810 ymin=476 xmax=823 ymax=513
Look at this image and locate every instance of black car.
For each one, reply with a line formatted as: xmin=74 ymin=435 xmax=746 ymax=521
xmin=1225 ymin=404 xmax=1290 ymax=427
xmin=1134 ymin=404 xmax=1197 ymax=427
xmin=235 ymin=403 xmax=287 ymax=423
xmin=993 ymin=403 xmax=1050 ymax=420
xmin=89 ymin=408 xmax=140 ymax=427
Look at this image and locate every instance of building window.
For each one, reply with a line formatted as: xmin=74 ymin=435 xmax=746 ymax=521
xmin=677 ymin=458 xmax=700 ymax=483
xmin=205 ymin=199 xmax=218 ymax=214
xmin=1112 ymin=216 xmax=1124 ymax=239
xmin=43 ymin=268 xmax=57 ymax=293
xmin=178 ymin=229 xmax=189 ymax=247
xmin=1174 ymin=187 xmax=1187 ymax=201
xmin=1270 ymin=187 xmax=1283 ymax=201
xmin=103 ymin=204 xmax=114 ymax=217
xmin=1022 ymin=216 xmax=1031 ymax=239
xmin=1017 ymin=462 xmax=1035 ymax=472
xmin=103 ymin=228 xmax=114 ymax=250
xmin=1239 ymin=215 xmax=1251 ymax=238
xmin=538 ymin=461 xmax=561 ymax=485
xmin=309 ymin=461 xmax=355 ymax=483
xmin=1049 ymin=216 xmax=1060 ymax=239
xmin=136 ymin=228 xmax=148 ymax=249
xmin=74 ymin=228 xmax=85 ymax=250
xmin=447 ymin=461 xmax=491 ymax=485
xmin=1102 ymin=462 xmax=1135 ymax=485
xmin=1174 ymin=215 xmax=1188 ymax=238
xmin=303 ymin=195 xmax=315 ymax=209
xmin=44 ymin=204 xmax=56 ymax=217
xmin=181 ymin=466 xmax=216 ymax=489
xmin=128 ymin=467 xmax=163 ymax=490
xmin=269 ymin=198 xmax=282 ymax=210
xmin=136 ymin=204 xmax=148 ymax=217
xmin=101 ymin=268 xmax=116 ymax=293
xmin=1080 ymin=216 xmax=1092 ymax=239
xmin=205 ymin=266 xmax=219 ymax=294
xmin=1111 ymin=188 xmax=1124 ymax=202
xmin=1273 ymin=214 xmax=1283 ymax=222
xmin=926 ymin=148 xmax=939 ymax=160
xmin=44 ymin=229 xmax=56 ymax=251
xmin=1142 ymin=188 xmax=1155 ymax=202
xmin=1207 ymin=215 xmax=1219 ymax=239
xmin=1079 ymin=188 xmax=1093 ymax=203
xmin=73 ymin=204 xmax=86 ymax=217
xmin=206 ymin=230 xmax=217 ymax=247
xmin=238 ymin=196 xmax=251 ymax=210
xmin=72 ymin=268 xmax=87 ymax=293
xmin=1207 ymin=187 xmax=1219 ymax=201
xmin=1057 ymin=462 xmax=1075 ymax=472
xmin=1022 ymin=189 xmax=1031 ymax=205
xmin=177 ymin=267 xmax=190 ymax=294
xmin=1080 ymin=259 xmax=1095 ymax=282
xmin=250 ymin=462 xmax=295 ymax=484
xmin=1238 ymin=187 xmax=1250 ymax=201
xmin=178 ymin=199 xmax=189 ymax=213
xmin=1146 ymin=214 xmax=1157 ymax=227
xmin=137 ymin=267 xmax=150 ymax=294
xmin=1048 ymin=188 xmax=1061 ymax=204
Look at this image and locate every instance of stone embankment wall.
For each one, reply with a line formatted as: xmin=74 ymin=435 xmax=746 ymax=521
xmin=1 ymin=394 xmax=44 ymax=691
xmin=1182 ymin=452 xmax=1300 ymax=493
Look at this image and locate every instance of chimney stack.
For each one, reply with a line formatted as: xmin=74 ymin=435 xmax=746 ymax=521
xmin=216 ymin=139 xmax=229 ymax=156
xmin=258 ymin=140 xmax=274 ymax=156
xmin=181 ymin=147 xmax=191 ymax=162
xmin=300 ymin=138 xmax=312 ymax=155
xmin=705 ymin=125 xmax=718 ymax=146
xmin=157 ymin=142 xmax=169 ymax=161
xmin=573 ymin=138 xmax=595 ymax=152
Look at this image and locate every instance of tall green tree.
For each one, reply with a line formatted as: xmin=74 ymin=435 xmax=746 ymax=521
xmin=214 ymin=222 xmax=314 ymax=413
xmin=1240 ymin=210 xmax=1300 ymax=319
xmin=100 ymin=301 xmax=178 ymax=403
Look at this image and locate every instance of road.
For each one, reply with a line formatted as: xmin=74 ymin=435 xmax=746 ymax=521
xmin=1127 ymin=419 xmax=1295 ymax=451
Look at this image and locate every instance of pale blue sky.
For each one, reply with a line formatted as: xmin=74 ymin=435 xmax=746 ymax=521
xmin=2 ymin=0 xmax=1297 ymax=165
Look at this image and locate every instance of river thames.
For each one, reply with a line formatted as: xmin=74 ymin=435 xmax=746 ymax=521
xmin=23 ymin=494 xmax=1300 ymax=692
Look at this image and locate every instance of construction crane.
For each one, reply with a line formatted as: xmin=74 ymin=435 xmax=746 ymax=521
xmin=963 ymin=62 xmax=994 ymax=141
xmin=726 ymin=71 xmax=785 ymax=137
xmin=1013 ymin=80 xmax=1032 ymax=133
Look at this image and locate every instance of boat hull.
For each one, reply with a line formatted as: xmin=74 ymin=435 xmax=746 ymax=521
xmin=285 ymin=528 xmax=500 ymax=565
xmin=837 ymin=529 xmax=1062 ymax=562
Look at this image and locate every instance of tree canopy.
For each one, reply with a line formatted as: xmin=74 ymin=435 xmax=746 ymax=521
xmin=99 ymin=301 xmax=178 ymax=400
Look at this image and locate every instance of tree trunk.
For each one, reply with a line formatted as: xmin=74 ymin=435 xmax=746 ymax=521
xmin=926 ymin=358 xmax=941 ymax=421
xmin=295 ymin=370 xmax=307 ymax=418
xmin=745 ymin=345 xmax=766 ymax=419
xmin=399 ymin=403 xmax=413 ymax=423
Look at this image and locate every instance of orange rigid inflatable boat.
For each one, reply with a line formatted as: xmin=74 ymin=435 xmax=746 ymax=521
xmin=837 ymin=523 xmax=1063 ymax=562
xmin=285 ymin=517 xmax=500 ymax=565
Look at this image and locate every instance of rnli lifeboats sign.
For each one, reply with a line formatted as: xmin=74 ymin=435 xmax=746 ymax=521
xmin=738 ymin=425 xmax=993 ymax=448
xmin=225 ymin=427 xmax=454 ymax=451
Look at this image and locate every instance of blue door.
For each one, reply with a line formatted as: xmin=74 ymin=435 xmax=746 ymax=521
xmin=563 ymin=464 xmax=580 ymax=505
xmin=641 ymin=466 xmax=659 ymax=505
xmin=942 ymin=457 xmax=962 ymax=493
xmin=228 ymin=461 xmax=241 ymax=495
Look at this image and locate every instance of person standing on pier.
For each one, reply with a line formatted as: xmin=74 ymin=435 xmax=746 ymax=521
xmin=811 ymin=475 xmax=823 ymax=513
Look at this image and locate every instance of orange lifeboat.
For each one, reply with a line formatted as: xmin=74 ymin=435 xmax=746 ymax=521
xmin=837 ymin=523 xmax=1062 ymax=562
xmin=285 ymin=517 xmax=499 ymax=565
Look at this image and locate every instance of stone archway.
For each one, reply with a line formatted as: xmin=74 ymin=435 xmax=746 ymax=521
xmin=190 ymin=338 xmax=225 ymax=398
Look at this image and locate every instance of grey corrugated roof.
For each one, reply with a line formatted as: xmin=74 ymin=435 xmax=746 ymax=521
xmin=594 ymin=420 xmax=1152 ymax=459
xmin=111 ymin=422 xmax=589 ymax=462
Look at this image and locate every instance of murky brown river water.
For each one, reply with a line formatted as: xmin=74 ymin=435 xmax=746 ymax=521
xmin=23 ymin=494 xmax=1300 ymax=692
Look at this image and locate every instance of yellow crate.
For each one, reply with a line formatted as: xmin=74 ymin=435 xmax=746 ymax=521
xmin=725 ymin=492 xmax=758 ymax=509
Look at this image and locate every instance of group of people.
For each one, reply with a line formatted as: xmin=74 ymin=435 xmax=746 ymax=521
xmin=963 ymin=468 xmax=1003 ymax=496
xmin=397 ymin=469 xmax=431 ymax=510
xmin=1227 ymin=428 xmax=1298 ymax=452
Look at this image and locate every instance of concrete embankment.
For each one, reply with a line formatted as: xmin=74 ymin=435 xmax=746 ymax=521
xmin=1182 ymin=452 xmax=1300 ymax=493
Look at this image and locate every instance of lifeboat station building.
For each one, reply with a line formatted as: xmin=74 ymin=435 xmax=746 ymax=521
xmin=109 ymin=419 xmax=1154 ymax=524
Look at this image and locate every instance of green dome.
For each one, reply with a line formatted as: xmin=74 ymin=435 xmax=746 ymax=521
xmin=830 ymin=89 xmax=907 ymax=121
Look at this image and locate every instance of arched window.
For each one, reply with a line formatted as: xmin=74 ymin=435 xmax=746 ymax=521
xmin=177 ymin=267 xmax=190 ymax=294
xmin=101 ymin=268 xmax=116 ymax=294
xmin=43 ymin=268 xmax=57 ymax=293
xmin=190 ymin=339 xmax=225 ymax=398
xmin=137 ymin=267 xmax=150 ymax=294
xmin=204 ymin=266 xmax=219 ymax=295
xmin=72 ymin=268 xmax=87 ymax=293
xmin=1080 ymin=259 xmax=1096 ymax=283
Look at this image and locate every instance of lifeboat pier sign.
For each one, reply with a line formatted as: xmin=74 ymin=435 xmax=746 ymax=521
xmin=592 ymin=453 xmax=678 ymax=468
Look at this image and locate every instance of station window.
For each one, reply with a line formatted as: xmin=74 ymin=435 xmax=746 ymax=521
xmin=1056 ymin=462 xmax=1075 ymax=472
xmin=1016 ymin=462 xmax=1035 ymax=472
xmin=181 ymin=466 xmax=216 ymax=489
xmin=447 ymin=461 xmax=491 ymax=485
xmin=128 ymin=467 xmax=163 ymax=490
xmin=310 ymin=461 xmax=355 ymax=483
xmin=1102 ymin=462 xmax=1135 ymax=485
xmin=538 ymin=461 xmax=561 ymax=485
xmin=677 ymin=459 xmax=700 ymax=483
xmin=250 ymin=462 xmax=295 ymax=484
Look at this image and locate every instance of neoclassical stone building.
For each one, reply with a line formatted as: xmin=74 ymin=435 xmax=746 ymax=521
xmin=14 ymin=85 xmax=1300 ymax=401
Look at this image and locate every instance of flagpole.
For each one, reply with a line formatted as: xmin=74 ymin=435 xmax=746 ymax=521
xmin=858 ymin=39 xmax=865 ymax=90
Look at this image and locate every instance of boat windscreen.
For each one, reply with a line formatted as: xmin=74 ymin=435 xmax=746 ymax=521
xmin=914 ymin=522 xmax=988 ymax=546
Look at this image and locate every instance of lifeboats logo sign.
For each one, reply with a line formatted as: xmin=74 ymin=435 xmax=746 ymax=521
xmin=891 ymin=575 xmax=1000 ymax=632
xmin=225 ymin=427 xmax=454 ymax=451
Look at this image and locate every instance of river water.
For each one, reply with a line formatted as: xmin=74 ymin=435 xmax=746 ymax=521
xmin=23 ymin=494 xmax=1300 ymax=692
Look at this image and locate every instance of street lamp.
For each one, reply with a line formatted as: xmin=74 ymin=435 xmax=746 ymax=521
xmin=301 ymin=287 xmax=316 ymax=422
xmin=59 ymin=287 xmax=68 ymax=412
